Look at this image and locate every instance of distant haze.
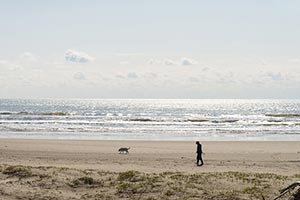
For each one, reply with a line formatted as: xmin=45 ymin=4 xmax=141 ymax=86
xmin=1 ymin=1 xmax=300 ymax=99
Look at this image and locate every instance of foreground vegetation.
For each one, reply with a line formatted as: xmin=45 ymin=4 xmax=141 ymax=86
xmin=0 ymin=164 xmax=298 ymax=200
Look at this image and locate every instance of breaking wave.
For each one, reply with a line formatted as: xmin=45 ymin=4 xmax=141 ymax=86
xmin=0 ymin=111 xmax=69 ymax=116
xmin=265 ymin=114 xmax=300 ymax=117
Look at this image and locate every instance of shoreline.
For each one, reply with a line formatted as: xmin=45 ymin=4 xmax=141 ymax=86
xmin=2 ymin=136 xmax=300 ymax=141
xmin=1 ymin=133 xmax=300 ymax=141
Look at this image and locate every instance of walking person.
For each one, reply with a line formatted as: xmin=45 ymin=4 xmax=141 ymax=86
xmin=196 ymin=141 xmax=204 ymax=166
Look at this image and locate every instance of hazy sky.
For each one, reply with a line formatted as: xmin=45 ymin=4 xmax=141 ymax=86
xmin=1 ymin=0 xmax=300 ymax=98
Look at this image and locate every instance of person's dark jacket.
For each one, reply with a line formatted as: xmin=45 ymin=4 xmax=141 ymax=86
xmin=197 ymin=143 xmax=202 ymax=154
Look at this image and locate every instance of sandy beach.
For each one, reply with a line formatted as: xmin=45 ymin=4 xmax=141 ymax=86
xmin=0 ymin=139 xmax=300 ymax=174
xmin=0 ymin=139 xmax=300 ymax=199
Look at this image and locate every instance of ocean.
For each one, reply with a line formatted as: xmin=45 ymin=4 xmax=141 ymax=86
xmin=1 ymin=99 xmax=300 ymax=141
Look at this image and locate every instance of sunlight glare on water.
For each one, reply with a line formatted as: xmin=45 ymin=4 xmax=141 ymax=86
xmin=1 ymin=99 xmax=300 ymax=140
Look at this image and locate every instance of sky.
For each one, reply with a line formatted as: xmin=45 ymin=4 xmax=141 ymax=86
xmin=1 ymin=0 xmax=300 ymax=99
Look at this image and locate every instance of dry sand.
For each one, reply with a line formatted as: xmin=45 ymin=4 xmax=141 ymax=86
xmin=0 ymin=139 xmax=299 ymax=175
xmin=0 ymin=139 xmax=300 ymax=199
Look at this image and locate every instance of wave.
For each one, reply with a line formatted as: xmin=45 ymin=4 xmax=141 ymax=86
xmin=267 ymin=119 xmax=284 ymax=123
xmin=129 ymin=118 xmax=238 ymax=123
xmin=0 ymin=111 xmax=24 ymax=115
xmin=129 ymin=118 xmax=154 ymax=122
xmin=130 ymin=118 xmax=210 ymax=123
xmin=186 ymin=119 xmax=209 ymax=122
xmin=41 ymin=112 xmax=69 ymax=116
xmin=212 ymin=119 xmax=239 ymax=123
xmin=265 ymin=114 xmax=300 ymax=117
xmin=0 ymin=126 xmax=108 ymax=132
xmin=261 ymin=123 xmax=289 ymax=126
xmin=0 ymin=111 xmax=69 ymax=116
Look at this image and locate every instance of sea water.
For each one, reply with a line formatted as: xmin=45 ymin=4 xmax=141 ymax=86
xmin=1 ymin=99 xmax=300 ymax=140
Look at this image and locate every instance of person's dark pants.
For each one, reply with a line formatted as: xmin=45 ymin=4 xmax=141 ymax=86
xmin=197 ymin=153 xmax=203 ymax=166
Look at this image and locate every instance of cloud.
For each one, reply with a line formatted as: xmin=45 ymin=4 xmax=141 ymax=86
xmin=120 ymin=61 xmax=129 ymax=65
xmin=202 ymin=67 xmax=210 ymax=72
xmin=116 ymin=75 xmax=125 ymax=79
xmin=147 ymin=59 xmax=162 ymax=65
xmin=0 ymin=60 xmax=23 ymax=71
xmin=163 ymin=59 xmax=177 ymax=65
xmin=20 ymin=52 xmax=37 ymax=62
xmin=288 ymin=58 xmax=300 ymax=63
xmin=0 ymin=60 xmax=9 ymax=66
xmin=73 ymin=72 xmax=86 ymax=80
xmin=267 ymin=72 xmax=284 ymax=81
xmin=260 ymin=59 xmax=267 ymax=66
xmin=112 ymin=52 xmax=144 ymax=56
xmin=127 ymin=72 xmax=138 ymax=79
xmin=180 ymin=57 xmax=197 ymax=65
xmin=8 ymin=65 xmax=23 ymax=71
xmin=189 ymin=77 xmax=199 ymax=82
xmin=65 ymin=50 xmax=94 ymax=63
xmin=144 ymin=72 xmax=158 ymax=78
xmin=148 ymin=57 xmax=198 ymax=66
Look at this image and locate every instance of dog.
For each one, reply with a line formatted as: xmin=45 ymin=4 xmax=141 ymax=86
xmin=118 ymin=147 xmax=130 ymax=154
